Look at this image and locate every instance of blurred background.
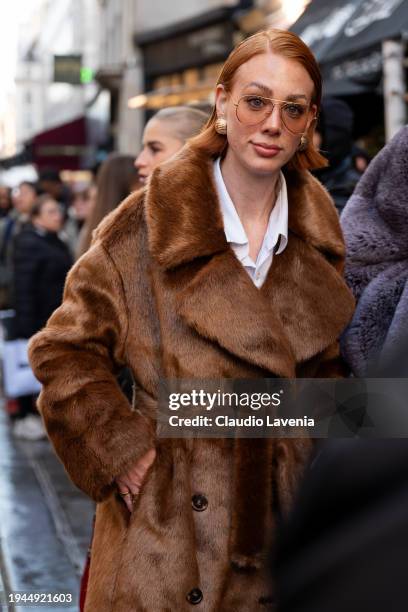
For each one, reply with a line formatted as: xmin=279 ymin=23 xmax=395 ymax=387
xmin=0 ymin=0 xmax=407 ymax=186
xmin=0 ymin=1 xmax=407 ymax=610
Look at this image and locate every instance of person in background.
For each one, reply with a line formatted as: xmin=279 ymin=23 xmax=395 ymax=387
xmin=135 ymin=106 xmax=209 ymax=183
xmin=13 ymin=181 xmax=38 ymax=221
xmin=313 ymin=97 xmax=361 ymax=215
xmin=0 ymin=181 xmax=38 ymax=310
xmin=63 ymin=183 xmax=97 ymax=257
xmin=0 ymin=185 xmax=12 ymax=218
xmin=0 ymin=185 xmax=14 ymax=308
xmin=29 ymin=29 xmax=354 ymax=611
xmin=38 ymin=168 xmax=72 ymax=210
xmin=11 ymin=194 xmax=72 ymax=439
xmin=341 ymin=125 xmax=408 ymax=377
xmin=76 ymin=154 xmax=139 ymax=258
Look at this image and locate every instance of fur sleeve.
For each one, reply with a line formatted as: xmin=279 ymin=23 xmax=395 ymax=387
xmin=28 ymin=242 xmax=155 ymax=502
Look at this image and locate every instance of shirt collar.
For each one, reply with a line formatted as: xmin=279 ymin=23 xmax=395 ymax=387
xmin=213 ymin=157 xmax=247 ymax=245
xmin=264 ymin=172 xmax=288 ymax=255
xmin=213 ymin=157 xmax=288 ymax=254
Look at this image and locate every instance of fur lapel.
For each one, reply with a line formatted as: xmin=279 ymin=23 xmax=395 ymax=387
xmin=260 ymin=234 xmax=353 ymax=362
xmin=175 ymin=250 xmax=296 ymax=378
xmin=145 ymin=147 xmax=228 ymax=268
xmin=145 ymin=145 xmax=354 ymax=373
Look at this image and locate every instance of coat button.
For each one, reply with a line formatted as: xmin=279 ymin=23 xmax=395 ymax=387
xmin=191 ymin=493 xmax=208 ymax=512
xmin=186 ymin=588 xmax=203 ymax=605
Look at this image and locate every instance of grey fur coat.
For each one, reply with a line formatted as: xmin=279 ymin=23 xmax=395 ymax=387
xmin=341 ymin=126 xmax=408 ymax=376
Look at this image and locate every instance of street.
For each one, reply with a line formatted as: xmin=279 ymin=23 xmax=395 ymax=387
xmin=0 ymin=400 xmax=94 ymax=612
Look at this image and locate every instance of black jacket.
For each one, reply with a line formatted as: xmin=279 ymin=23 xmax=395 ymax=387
xmin=315 ymin=157 xmax=361 ymax=214
xmin=313 ymin=97 xmax=361 ymax=214
xmin=12 ymin=225 xmax=72 ymax=338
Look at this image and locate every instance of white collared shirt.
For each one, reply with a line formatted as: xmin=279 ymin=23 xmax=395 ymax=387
xmin=213 ymin=157 xmax=288 ymax=288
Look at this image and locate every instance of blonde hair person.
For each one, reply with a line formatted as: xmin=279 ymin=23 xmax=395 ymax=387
xmin=135 ymin=105 xmax=208 ymax=183
xmin=29 ymin=30 xmax=354 ymax=611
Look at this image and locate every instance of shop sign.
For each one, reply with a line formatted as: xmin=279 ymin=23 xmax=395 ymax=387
xmin=329 ymin=49 xmax=382 ymax=80
xmin=54 ymin=55 xmax=82 ymax=85
xmin=299 ymin=0 xmax=405 ymax=47
xmin=345 ymin=0 xmax=405 ymax=37
xmin=299 ymin=4 xmax=357 ymax=48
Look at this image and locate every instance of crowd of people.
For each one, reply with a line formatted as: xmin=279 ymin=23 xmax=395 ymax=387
xmin=0 ymin=175 xmax=90 ymax=436
xmin=0 ymin=25 xmax=405 ymax=609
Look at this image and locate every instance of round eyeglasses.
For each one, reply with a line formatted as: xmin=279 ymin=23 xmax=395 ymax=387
xmin=234 ymin=95 xmax=314 ymax=135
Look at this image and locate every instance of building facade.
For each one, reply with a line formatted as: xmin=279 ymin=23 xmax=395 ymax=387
xmin=12 ymin=0 xmax=102 ymax=169
xmin=94 ymin=0 xmax=143 ymax=155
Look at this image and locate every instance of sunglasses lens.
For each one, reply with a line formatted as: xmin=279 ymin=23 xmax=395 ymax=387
xmin=281 ymin=103 xmax=309 ymax=134
xmin=236 ymin=96 xmax=309 ymax=134
xmin=236 ymin=96 xmax=272 ymax=126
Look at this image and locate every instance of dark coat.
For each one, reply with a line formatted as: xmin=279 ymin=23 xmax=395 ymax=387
xmin=314 ymin=97 xmax=360 ymax=215
xmin=274 ymin=333 xmax=408 ymax=611
xmin=340 ymin=126 xmax=408 ymax=376
xmin=274 ymin=437 xmax=408 ymax=612
xmin=315 ymin=157 xmax=361 ymax=214
xmin=0 ymin=211 xmax=30 ymax=309
xmin=28 ymin=146 xmax=354 ymax=611
xmin=13 ymin=225 xmax=72 ymax=338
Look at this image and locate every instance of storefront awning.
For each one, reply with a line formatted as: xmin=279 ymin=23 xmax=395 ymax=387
xmin=0 ymin=147 xmax=33 ymax=170
xmin=30 ymin=117 xmax=94 ymax=171
xmin=291 ymin=0 xmax=408 ymax=95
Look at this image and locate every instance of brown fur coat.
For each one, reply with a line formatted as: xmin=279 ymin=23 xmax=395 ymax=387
xmin=29 ymin=146 xmax=354 ymax=611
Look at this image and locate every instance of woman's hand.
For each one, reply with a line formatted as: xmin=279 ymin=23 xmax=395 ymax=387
xmin=115 ymin=447 xmax=156 ymax=512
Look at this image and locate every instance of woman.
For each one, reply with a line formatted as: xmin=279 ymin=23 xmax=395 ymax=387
xmin=0 ymin=185 xmax=13 ymax=307
xmin=29 ymin=30 xmax=354 ymax=610
xmin=135 ymin=105 xmax=209 ymax=183
xmin=63 ymin=183 xmax=97 ymax=256
xmin=0 ymin=181 xmax=38 ymax=310
xmin=76 ymin=154 xmax=139 ymax=258
xmin=341 ymin=125 xmax=408 ymax=376
xmin=13 ymin=181 xmax=38 ymax=218
xmin=12 ymin=194 xmax=72 ymax=439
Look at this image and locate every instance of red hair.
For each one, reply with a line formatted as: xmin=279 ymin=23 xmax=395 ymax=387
xmin=189 ymin=29 xmax=327 ymax=171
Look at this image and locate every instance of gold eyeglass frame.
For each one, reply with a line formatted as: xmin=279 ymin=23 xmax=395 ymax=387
xmin=233 ymin=94 xmax=316 ymax=135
